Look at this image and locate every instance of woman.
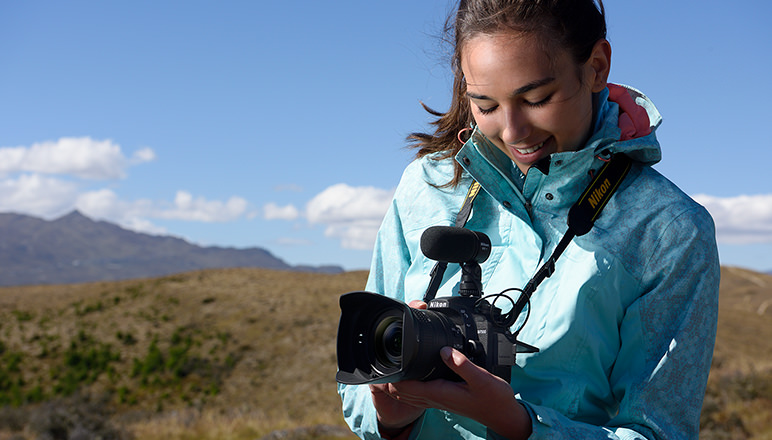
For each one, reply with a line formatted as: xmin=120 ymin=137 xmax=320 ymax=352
xmin=338 ymin=0 xmax=719 ymax=439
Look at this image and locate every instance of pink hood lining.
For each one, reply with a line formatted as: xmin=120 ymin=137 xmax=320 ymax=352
xmin=607 ymin=83 xmax=652 ymax=141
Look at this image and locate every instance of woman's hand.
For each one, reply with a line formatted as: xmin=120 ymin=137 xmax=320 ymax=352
xmin=369 ymin=300 xmax=429 ymax=434
xmin=370 ymin=301 xmax=533 ymax=440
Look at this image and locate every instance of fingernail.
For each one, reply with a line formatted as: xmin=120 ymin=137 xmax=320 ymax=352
xmin=440 ymin=346 xmax=453 ymax=361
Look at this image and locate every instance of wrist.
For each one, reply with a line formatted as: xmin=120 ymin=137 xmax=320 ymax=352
xmin=487 ymin=401 xmax=532 ymax=440
xmin=378 ymin=417 xmax=419 ymax=440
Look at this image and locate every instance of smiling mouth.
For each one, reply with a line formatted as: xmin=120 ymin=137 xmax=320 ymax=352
xmin=514 ymin=141 xmax=545 ymax=155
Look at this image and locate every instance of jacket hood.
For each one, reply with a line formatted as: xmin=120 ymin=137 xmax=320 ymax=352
xmin=589 ymin=83 xmax=662 ymax=165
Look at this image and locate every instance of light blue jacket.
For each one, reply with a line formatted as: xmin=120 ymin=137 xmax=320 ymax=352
xmin=338 ymin=86 xmax=719 ymax=440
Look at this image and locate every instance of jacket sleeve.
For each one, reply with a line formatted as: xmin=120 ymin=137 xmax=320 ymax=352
xmin=498 ymin=205 xmax=720 ymax=440
xmin=337 ymin=194 xmax=413 ymax=440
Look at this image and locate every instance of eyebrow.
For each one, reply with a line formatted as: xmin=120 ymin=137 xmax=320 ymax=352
xmin=466 ymin=76 xmax=556 ymax=100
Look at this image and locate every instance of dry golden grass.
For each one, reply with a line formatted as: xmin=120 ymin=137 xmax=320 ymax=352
xmin=0 ymin=266 xmax=770 ymax=439
xmin=700 ymin=267 xmax=772 ymax=440
xmin=0 ymin=268 xmax=367 ymax=439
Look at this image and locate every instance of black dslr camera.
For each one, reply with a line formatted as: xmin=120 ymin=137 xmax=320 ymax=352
xmin=335 ymin=226 xmax=537 ymax=385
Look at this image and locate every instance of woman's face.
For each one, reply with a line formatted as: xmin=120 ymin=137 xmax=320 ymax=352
xmin=460 ymin=31 xmax=609 ymax=175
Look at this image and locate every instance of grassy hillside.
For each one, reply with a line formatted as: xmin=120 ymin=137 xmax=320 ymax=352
xmin=0 ymin=266 xmax=770 ymax=439
xmin=0 ymin=268 xmax=367 ymax=439
xmin=701 ymin=267 xmax=772 ymax=439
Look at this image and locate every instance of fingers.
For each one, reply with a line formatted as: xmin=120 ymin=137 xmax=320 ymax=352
xmin=370 ymin=383 xmax=426 ymax=430
xmin=374 ymin=348 xmax=522 ymax=435
xmin=380 ymin=381 xmax=437 ymax=408
xmin=369 ymin=383 xmax=388 ymax=394
xmin=371 ymin=383 xmax=414 ymax=401
xmin=440 ymin=346 xmax=488 ymax=386
xmin=408 ymin=300 xmax=428 ymax=309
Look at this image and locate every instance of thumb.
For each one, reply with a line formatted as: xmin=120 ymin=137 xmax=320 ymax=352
xmin=440 ymin=346 xmax=487 ymax=384
xmin=408 ymin=300 xmax=428 ymax=310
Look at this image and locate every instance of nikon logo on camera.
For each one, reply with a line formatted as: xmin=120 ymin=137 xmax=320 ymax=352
xmin=588 ymin=178 xmax=611 ymax=209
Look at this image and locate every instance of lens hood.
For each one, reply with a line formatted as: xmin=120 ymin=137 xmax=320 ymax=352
xmin=336 ymin=291 xmax=458 ymax=385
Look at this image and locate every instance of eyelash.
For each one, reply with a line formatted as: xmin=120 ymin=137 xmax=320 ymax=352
xmin=476 ymin=94 xmax=553 ymax=115
xmin=526 ymin=94 xmax=553 ymax=108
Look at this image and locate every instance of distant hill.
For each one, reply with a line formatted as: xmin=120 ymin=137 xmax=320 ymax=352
xmin=0 ymin=211 xmax=342 ymax=286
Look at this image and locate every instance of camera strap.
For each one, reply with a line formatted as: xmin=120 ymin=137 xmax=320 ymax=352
xmin=423 ymin=152 xmax=632 ymax=309
xmin=511 ymin=152 xmax=632 ymax=317
xmin=423 ymin=180 xmax=482 ymax=302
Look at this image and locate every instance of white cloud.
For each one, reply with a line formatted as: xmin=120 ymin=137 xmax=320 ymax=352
xmin=74 ymin=188 xmax=254 ymax=233
xmin=75 ymin=189 xmax=254 ymax=233
xmin=0 ymin=137 xmax=155 ymax=180
xmin=264 ymin=202 xmax=300 ymax=220
xmin=157 ymin=191 xmax=250 ymax=222
xmin=322 ymin=221 xmax=386 ymax=250
xmin=694 ymin=193 xmax=772 ymax=244
xmin=0 ymin=174 xmax=79 ymax=218
xmin=0 ymin=136 xmax=395 ymax=254
xmin=75 ymin=189 xmax=155 ymax=226
xmin=0 ymin=137 xmax=254 ymax=238
xmin=306 ymin=183 xmax=394 ymax=250
xmin=75 ymin=189 xmax=160 ymax=235
xmin=131 ymin=147 xmax=157 ymax=164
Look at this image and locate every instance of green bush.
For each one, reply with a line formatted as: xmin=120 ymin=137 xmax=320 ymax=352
xmin=0 ymin=349 xmax=29 ymax=406
xmin=52 ymin=331 xmax=120 ymax=396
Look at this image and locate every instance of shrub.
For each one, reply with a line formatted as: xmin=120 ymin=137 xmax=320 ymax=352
xmin=29 ymin=393 xmax=133 ymax=440
xmin=52 ymin=331 xmax=121 ymax=396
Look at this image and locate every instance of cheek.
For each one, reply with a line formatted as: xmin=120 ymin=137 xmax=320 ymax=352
xmin=569 ymin=107 xmax=594 ymax=143
xmin=476 ymin=119 xmax=498 ymax=138
xmin=472 ymin=114 xmax=502 ymax=142
xmin=548 ymin=102 xmax=593 ymax=145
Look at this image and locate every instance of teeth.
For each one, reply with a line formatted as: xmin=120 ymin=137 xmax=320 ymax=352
xmin=516 ymin=142 xmax=544 ymax=155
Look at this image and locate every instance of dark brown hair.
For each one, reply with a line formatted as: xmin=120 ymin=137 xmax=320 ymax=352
xmin=408 ymin=0 xmax=607 ymax=187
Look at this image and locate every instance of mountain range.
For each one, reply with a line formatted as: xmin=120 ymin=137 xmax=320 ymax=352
xmin=0 ymin=211 xmax=342 ymax=286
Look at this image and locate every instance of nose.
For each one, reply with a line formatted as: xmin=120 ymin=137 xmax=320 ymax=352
xmin=501 ymin=108 xmax=531 ymax=145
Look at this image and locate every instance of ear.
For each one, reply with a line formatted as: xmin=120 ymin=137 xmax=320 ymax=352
xmin=586 ymin=39 xmax=612 ymax=93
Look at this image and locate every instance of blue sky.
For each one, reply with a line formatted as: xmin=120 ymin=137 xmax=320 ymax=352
xmin=1 ymin=1 xmax=771 ymax=273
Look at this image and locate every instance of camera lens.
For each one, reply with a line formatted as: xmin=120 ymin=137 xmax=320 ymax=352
xmin=336 ymin=291 xmax=474 ymax=385
xmin=374 ymin=316 xmax=403 ymax=368
xmin=383 ymin=321 xmax=402 ymax=360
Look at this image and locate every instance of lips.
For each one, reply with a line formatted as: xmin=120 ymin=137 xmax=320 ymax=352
xmin=514 ymin=141 xmax=544 ymax=155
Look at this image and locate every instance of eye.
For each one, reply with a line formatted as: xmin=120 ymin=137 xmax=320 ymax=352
xmin=524 ymin=93 xmax=553 ymax=108
xmin=476 ymin=104 xmax=498 ymax=115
